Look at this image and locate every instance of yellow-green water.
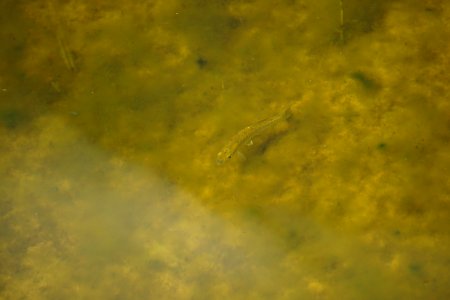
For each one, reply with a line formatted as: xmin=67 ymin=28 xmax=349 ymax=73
xmin=1 ymin=0 xmax=449 ymax=299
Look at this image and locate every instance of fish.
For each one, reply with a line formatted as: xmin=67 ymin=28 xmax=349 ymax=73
xmin=216 ymin=106 xmax=292 ymax=165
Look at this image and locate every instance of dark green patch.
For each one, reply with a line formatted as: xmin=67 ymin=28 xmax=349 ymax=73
xmin=409 ymin=263 xmax=423 ymax=275
xmin=243 ymin=205 xmax=264 ymax=221
xmin=350 ymin=71 xmax=381 ymax=93
xmin=196 ymin=56 xmax=208 ymax=69
xmin=339 ymin=1 xmax=387 ymax=42
xmin=377 ymin=142 xmax=387 ymax=150
xmin=0 ymin=109 xmax=28 ymax=129
xmin=227 ymin=16 xmax=242 ymax=29
xmin=147 ymin=259 xmax=168 ymax=271
xmin=285 ymin=229 xmax=304 ymax=248
xmin=392 ymin=229 xmax=401 ymax=237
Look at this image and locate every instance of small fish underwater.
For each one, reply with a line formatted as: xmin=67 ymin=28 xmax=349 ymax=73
xmin=216 ymin=106 xmax=292 ymax=165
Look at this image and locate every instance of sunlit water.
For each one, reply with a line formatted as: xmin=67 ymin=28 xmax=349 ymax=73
xmin=1 ymin=0 xmax=449 ymax=299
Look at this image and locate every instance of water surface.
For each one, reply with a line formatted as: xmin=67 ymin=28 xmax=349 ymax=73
xmin=1 ymin=0 xmax=449 ymax=299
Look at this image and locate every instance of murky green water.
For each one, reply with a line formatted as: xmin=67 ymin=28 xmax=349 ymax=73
xmin=1 ymin=0 xmax=449 ymax=299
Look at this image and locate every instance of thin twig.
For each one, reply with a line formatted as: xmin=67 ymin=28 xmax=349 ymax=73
xmin=48 ymin=0 xmax=76 ymax=71
xmin=339 ymin=0 xmax=344 ymax=44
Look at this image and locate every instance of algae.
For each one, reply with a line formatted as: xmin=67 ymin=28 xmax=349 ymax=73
xmin=1 ymin=0 xmax=450 ymax=299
